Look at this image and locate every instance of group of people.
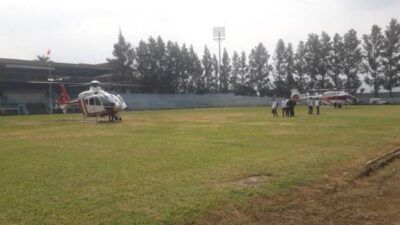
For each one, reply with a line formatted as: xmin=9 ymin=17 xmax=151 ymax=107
xmin=332 ymin=101 xmax=343 ymax=109
xmin=307 ymin=98 xmax=321 ymax=115
xmin=271 ymin=98 xmax=296 ymax=117
xmin=271 ymin=97 xmax=321 ymax=117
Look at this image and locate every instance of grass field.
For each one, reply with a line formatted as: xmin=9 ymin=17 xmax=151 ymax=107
xmin=0 ymin=106 xmax=399 ymax=225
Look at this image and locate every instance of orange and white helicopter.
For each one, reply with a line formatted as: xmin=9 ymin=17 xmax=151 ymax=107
xmin=291 ymin=89 xmax=359 ymax=107
xmin=53 ymin=80 xmax=136 ymax=121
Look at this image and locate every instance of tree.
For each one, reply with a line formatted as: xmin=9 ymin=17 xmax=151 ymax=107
xmin=136 ymin=36 xmax=164 ymax=92
xmin=273 ymin=39 xmax=287 ymax=96
xmin=187 ymin=45 xmax=203 ymax=93
xmin=331 ymin=33 xmax=345 ymax=89
xmin=304 ymin=33 xmax=321 ymax=90
xmin=272 ymin=40 xmax=296 ymax=97
xmin=212 ymin=54 xmax=219 ymax=92
xmin=219 ymin=49 xmax=231 ymax=93
xmin=318 ymin=32 xmax=333 ymax=89
xmin=382 ymin=18 xmax=400 ymax=96
xmin=179 ymin=44 xmax=190 ymax=93
xmin=362 ymin=25 xmax=385 ymax=97
xmin=164 ymin=41 xmax=182 ymax=93
xmin=285 ymin=43 xmax=296 ymax=92
xmin=234 ymin=51 xmax=254 ymax=95
xmin=238 ymin=51 xmax=249 ymax=86
xmin=249 ymin=43 xmax=272 ymax=95
xmin=155 ymin=36 xmax=167 ymax=93
xmin=136 ymin=39 xmax=152 ymax=91
xmin=36 ymin=55 xmax=49 ymax=62
xmin=294 ymin=41 xmax=308 ymax=91
xmin=201 ymin=45 xmax=215 ymax=93
xmin=342 ymin=29 xmax=362 ymax=94
xmin=230 ymin=51 xmax=240 ymax=92
xmin=107 ymin=30 xmax=136 ymax=82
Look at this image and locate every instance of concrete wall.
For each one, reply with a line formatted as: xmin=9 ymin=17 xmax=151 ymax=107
xmin=120 ymin=93 xmax=273 ymax=110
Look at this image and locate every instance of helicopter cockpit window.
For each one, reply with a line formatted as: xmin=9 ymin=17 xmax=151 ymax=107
xmin=95 ymin=97 xmax=101 ymax=106
xmin=89 ymin=98 xmax=95 ymax=106
xmin=85 ymin=98 xmax=89 ymax=105
xmin=100 ymin=96 xmax=114 ymax=107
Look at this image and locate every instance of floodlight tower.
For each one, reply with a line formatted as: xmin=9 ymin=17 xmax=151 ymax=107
xmin=48 ymin=61 xmax=52 ymax=114
xmin=213 ymin=27 xmax=225 ymax=91
xmin=47 ymin=50 xmax=53 ymax=114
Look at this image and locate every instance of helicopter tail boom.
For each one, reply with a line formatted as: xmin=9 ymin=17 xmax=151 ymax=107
xmin=56 ymin=84 xmax=77 ymax=113
xmin=58 ymin=84 xmax=71 ymax=103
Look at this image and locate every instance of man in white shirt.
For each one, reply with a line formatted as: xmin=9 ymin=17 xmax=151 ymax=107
xmin=315 ymin=99 xmax=321 ymax=115
xmin=271 ymin=99 xmax=279 ymax=117
xmin=307 ymin=98 xmax=313 ymax=115
xmin=281 ymin=99 xmax=287 ymax=117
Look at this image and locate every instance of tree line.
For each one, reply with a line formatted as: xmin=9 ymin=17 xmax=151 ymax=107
xmin=107 ymin=18 xmax=400 ymax=97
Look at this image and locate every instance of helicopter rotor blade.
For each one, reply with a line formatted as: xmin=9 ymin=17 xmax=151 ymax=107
xmin=67 ymin=84 xmax=90 ymax=87
xmin=100 ymin=83 xmax=144 ymax=87
xmin=28 ymin=81 xmax=88 ymax=85
xmin=27 ymin=81 xmax=143 ymax=87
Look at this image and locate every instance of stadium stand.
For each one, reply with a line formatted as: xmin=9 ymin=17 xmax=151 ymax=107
xmin=0 ymin=58 xmax=111 ymax=115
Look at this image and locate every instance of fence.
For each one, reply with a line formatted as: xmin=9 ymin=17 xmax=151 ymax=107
xmin=120 ymin=93 xmax=273 ymax=110
xmin=120 ymin=93 xmax=400 ymax=111
xmin=358 ymin=97 xmax=400 ymax=104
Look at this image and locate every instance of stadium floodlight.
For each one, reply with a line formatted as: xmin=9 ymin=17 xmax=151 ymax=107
xmin=213 ymin=26 xmax=225 ymax=90
xmin=48 ymin=61 xmax=52 ymax=115
xmin=46 ymin=49 xmax=53 ymax=115
xmin=213 ymin=27 xmax=225 ymax=41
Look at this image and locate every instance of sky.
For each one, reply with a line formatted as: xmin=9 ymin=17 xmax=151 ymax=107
xmin=0 ymin=0 xmax=399 ymax=64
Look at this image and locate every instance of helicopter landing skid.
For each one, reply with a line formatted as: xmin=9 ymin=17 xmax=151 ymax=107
xmin=80 ymin=114 xmax=122 ymax=123
xmin=80 ymin=116 xmax=101 ymax=123
xmin=107 ymin=114 xmax=122 ymax=122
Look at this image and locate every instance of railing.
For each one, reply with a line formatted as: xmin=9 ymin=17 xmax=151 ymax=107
xmin=0 ymin=96 xmax=27 ymax=115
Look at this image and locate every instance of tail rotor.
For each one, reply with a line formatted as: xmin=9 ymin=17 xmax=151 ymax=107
xmin=56 ymin=84 xmax=72 ymax=114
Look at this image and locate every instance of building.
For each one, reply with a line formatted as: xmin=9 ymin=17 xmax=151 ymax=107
xmin=0 ymin=58 xmax=112 ymax=115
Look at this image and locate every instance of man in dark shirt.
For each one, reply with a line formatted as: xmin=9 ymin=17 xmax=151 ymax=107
xmin=286 ymin=98 xmax=295 ymax=117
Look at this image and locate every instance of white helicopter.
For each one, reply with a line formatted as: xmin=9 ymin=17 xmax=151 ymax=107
xmin=55 ymin=80 xmax=132 ymax=121
xmin=291 ymin=89 xmax=359 ymax=107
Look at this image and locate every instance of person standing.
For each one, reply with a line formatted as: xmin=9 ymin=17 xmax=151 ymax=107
xmin=281 ymin=99 xmax=286 ymax=117
xmin=286 ymin=98 xmax=293 ymax=117
xmin=315 ymin=99 xmax=321 ymax=115
xmin=338 ymin=101 xmax=343 ymax=108
xmin=291 ymin=99 xmax=296 ymax=117
xmin=271 ymin=99 xmax=279 ymax=117
xmin=284 ymin=99 xmax=290 ymax=117
xmin=307 ymin=98 xmax=313 ymax=115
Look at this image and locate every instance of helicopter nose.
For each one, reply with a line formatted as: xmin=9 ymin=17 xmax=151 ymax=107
xmin=104 ymin=102 xmax=115 ymax=110
xmin=113 ymin=102 xmax=122 ymax=110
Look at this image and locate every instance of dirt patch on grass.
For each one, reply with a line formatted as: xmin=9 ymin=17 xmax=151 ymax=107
xmin=225 ymin=174 xmax=273 ymax=188
xmin=201 ymin=153 xmax=400 ymax=225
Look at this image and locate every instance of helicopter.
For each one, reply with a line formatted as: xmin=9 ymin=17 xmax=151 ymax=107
xmin=53 ymin=80 xmax=134 ymax=121
xmin=291 ymin=89 xmax=359 ymax=107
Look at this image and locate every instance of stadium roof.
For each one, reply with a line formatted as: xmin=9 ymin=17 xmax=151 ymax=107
xmin=0 ymin=57 xmax=112 ymax=80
